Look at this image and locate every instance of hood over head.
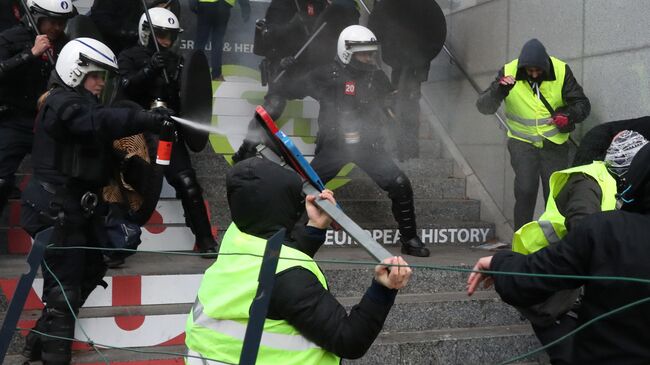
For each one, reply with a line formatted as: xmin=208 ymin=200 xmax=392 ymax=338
xmin=226 ymin=157 xmax=305 ymax=239
xmin=516 ymin=38 xmax=553 ymax=81
xmin=619 ymin=143 xmax=650 ymax=213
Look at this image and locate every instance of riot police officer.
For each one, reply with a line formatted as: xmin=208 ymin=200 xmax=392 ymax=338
xmin=286 ymin=25 xmax=429 ymax=257
xmin=89 ymin=0 xmax=180 ymax=55
xmin=0 ymin=0 xmax=74 ymax=222
xmin=20 ymin=37 xmax=168 ymax=365
xmin=232 ymin=0 xmax=359 ymax=162
xmin=118 ymin=8 xmax=218 ymax=255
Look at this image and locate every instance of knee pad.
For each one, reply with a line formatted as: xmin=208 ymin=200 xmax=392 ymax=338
xmin=387 ymin=173 xmax=413 ymax=201
xmin=45 ymin=285 xmax=81 ymax=314
xmin=171 ymin=169 xmax=203 ymax=200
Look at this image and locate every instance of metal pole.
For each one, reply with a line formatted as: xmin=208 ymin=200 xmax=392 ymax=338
xmin=0 ymin=228 xmax=52 ymax=364
xmin=18 ymin=0 xmax=55 ymax=65
xmin=272 ymin=21 xmax=328 ymax=84
xmin=140 ymin=0 xmax=170 ymax=84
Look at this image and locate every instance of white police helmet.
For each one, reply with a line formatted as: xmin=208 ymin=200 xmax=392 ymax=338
xmin=138 ymin=7 xmax=182 ymax=47
xmin=605 ymin=130 xmax=649 ymax=177
xmin=55 ymin=37 xmax=118 ymax=88
xmin=336 ymin=25 xmax=379 ymax=69
xmin=27 ymin=0 xmax=76 ymax=23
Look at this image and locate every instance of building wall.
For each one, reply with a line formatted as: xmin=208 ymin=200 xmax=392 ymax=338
xmin=422 ymin=0 xmax=650 ymax=229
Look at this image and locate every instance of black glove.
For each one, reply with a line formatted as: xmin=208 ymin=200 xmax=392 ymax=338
xmin=149 ymin=51 xmax=167 ymax=71
xmin=279 ymin=56 xmax=297 ymax=71
xmin=133 ymin=110 xmax=167 ymax=133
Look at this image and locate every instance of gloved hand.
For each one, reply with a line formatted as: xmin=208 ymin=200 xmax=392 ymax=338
xmin=551 ymin=112 xmax=572 ymax=132
xmin=133 ymin=110 xmax=167 ymax=133
xmin=497 ymin=75 xmax=516 ymax=95
xmin=279 ymin=56 xmax=297 ymax=71
xmin=148 ymin=51 xmax=167 ymax=71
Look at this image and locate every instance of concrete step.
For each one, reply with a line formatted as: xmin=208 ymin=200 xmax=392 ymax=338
xmin=192 ymin=153 xmax=453 ymax=180
xmin=1 ymin=246 xmax=501 ymax=305
xmin=1 ymin=290 xmax=524 ymax=356
xmin=2 ymin=327 xmax=546 ymax=365
xmin=343 ymin=325 xmax=546 ymax=365
xmin=197 ymin=174 xmax=464 ymax=201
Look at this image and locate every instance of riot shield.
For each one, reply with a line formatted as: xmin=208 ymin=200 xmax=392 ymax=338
xmin=179 ymin=50 xmax=212 ymax=152
xmin=368 ymin=0 xmax=446 ymax=68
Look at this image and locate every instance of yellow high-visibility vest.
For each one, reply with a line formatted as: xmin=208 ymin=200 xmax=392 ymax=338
xmin=185 ymin=223 xmax=341 ymax=365
xmin=512 ymin=161 xmax=617 ymax=254
xmin=503 ymin=57 xmax=569 ymax=148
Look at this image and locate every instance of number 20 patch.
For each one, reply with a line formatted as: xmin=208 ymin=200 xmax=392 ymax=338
xmin=344 ymin=81 xmax=356 ymax=95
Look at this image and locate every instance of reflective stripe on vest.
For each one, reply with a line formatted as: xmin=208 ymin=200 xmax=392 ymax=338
xmin=512 ymin=162 xmax=618 ymax=254
xmin=185 ymin=223 xmax=340 ymax=365
xmin=538 ymin=220 xmax=561 ymax=243
xmin=191 ymin=300 xmax=321 ymax=352
xmin=503 ymin=57 xmax=568 ymax=147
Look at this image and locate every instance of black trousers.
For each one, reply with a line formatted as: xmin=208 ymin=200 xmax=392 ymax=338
xmin=311 ymin=141 xmax=418 ymax=240
xmin=21 ymin=180 xmax=108 ymax=364
xmin=508 ymin=138 xmax=570 ymax=230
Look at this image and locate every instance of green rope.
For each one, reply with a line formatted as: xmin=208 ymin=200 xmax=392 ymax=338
xmin=16 ymin=328 xmax=238 ymax=365
xmin=49 ymin=245 xmax=650 ymax=285
xmin=42 ymin=258 xmax=110 ymax=365
xmin=498 ymin=296 xmax=650 ymax=364
xmin=30 ymin=244 xmax=650 ymax=365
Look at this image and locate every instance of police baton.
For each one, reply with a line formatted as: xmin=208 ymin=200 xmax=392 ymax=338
xmin=272 ymin=21 xmax=328 ymax=84
xmin=141 ymin=0 xmax=170 ymax=84
xmin=18 ymin=0 xmax=55 ymax=65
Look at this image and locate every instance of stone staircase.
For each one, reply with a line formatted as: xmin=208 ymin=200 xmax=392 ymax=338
xmin=0 ymin=76 xmax=548 ymax=364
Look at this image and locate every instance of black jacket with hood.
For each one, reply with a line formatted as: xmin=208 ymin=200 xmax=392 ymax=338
xmin=476 ymin=39 xmax=591 ymax=134
xmin=226 ymin=157 xmax=397 ymax=359
xmin=490 ymin=143 xmax=650 ymax=364
xmin=573 ymin=116 xmax=650 ymax=166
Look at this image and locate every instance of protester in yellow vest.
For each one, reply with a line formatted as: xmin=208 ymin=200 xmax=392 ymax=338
xmin=506 ymin=130 xmax=647 ymax=364
xmin=185 ymin=157 xmax=412 ymax=364
xmin=477 ymin=38 xmax=591 ymax=230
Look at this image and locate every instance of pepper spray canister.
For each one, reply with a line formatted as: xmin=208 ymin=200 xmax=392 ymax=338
xmin=156 ymin=119 xmax=174 ymax=165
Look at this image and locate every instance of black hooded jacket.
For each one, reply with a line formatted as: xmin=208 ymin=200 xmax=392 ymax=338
xmin=0 ymin=22 xmax=66 ymax=124
xmin=490 ymin=144 xmax=650 ymax=364
xmin=476 ymin=39 xmax=591 ymax=133
xmin=573 ymin=116 xmax=650 ymax=166
xmin=225 ymin=157 xmax=397 ymax=359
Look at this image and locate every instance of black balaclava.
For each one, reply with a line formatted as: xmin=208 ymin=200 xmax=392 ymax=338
xmin=226 ymin=157 xmax=305 ymax=239
xmin=516 ymin=38 xmax=552 ymax=82
xmin=619 ymin=144 xmax=650 ymax=213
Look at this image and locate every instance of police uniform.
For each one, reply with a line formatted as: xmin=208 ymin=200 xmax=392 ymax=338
xmin=118 ymin=43 xmax=218 ymax=253
xmin=21 ymin=69 xmax=164 ymax=364
xmin=0 ymin=22 xmax=66 ymax=218
xmin=283 ymin=59 xmax=429 ymax=256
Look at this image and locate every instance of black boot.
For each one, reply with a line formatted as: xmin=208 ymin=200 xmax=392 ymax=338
xmin=22 ymin=310 xmax=46 ymax=361
xmin=388 ymin=174 xmax=429 ymax=257
xmin=40 ymin=287 xmax=79 ymax=365
xmin=400 ymin=236 xmax=430 ymax=257
xmin=174 ymin=170 xmax=218 ymax=258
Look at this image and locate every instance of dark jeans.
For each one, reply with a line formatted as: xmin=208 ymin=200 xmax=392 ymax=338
xmin=195 ymin=1 xmax=232 ymax=79
xmin=508 ymin=138 xmax=570 ymax=230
